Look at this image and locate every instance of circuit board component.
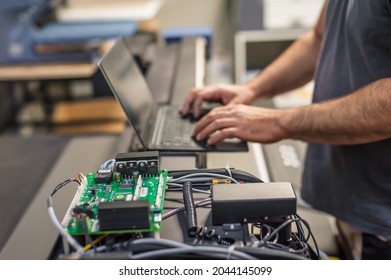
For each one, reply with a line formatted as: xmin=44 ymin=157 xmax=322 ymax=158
xmin=63 ymin=169 xmax=168 ymax=235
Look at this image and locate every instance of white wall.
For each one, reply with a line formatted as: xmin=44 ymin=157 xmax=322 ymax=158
xmin=263 ymin=0 xmax=324 ymax=29
xmin=156 ymin=0 xmax=229 ymax=50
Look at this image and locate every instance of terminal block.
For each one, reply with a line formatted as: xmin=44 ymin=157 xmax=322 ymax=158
xmin=115 ymin=151 xmax=159 ymax=177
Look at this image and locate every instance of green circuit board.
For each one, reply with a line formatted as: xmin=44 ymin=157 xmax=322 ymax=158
xmin=64 ymin=169 xmax=168 ymax=235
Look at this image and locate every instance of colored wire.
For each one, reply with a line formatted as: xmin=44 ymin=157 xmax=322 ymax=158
xmin=50 ymin=178 xmax=80 ymax=197
xmin=169 ymin=172 xmax=239 ymax=184
xmin=77 ymin=214 xmax=96 ymax=251
xmin=83 ymin=235 xmax=108 ymax=252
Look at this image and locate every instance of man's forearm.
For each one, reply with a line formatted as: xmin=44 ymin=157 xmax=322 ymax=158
xmin=246 ymin=30 xmax=321 ymax=99
xmin=246 ymin=3 xmax=326 ymax=100
xmin=280 ymin=78 xmax=391 ymax=144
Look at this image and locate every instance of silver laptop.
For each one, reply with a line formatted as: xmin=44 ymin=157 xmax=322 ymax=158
xmin=98 ymin=38 xmax=248 ymax=152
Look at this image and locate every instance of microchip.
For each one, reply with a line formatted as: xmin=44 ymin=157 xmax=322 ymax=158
xmin=95 ymin=170 xmax=113 ymax=184
xmin=118 ymin=184 xmax=132 ymax=189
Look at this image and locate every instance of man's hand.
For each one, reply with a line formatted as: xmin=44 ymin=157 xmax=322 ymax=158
xmin=191 ymin=78 xmax=391 ymax=146
xmin=180 ymin=84 xmax=257 ymax=118
xmin=192 ymin=104 xmax=288 ymax=145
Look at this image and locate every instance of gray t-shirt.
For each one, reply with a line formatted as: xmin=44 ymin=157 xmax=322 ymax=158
xmin=302 ymin=0 xmax=391 ymax=238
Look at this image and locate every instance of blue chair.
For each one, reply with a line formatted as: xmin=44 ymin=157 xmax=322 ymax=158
xmin=0 ymin=0 xmax=138 ymax=64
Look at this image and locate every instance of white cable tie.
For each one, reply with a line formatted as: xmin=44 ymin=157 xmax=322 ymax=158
xmin=226 ymin=244 xmax=236 ymax=260
xmin=225 ymin=162 xmax=232 ymax=178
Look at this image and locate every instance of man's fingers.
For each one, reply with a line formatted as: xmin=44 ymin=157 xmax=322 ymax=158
xmin=192 ymin=95 xmax=207 ymax=118
xmin=195 ymin=116 xmax=237 ymax=141
xmin=180 ymin=88 xmax=199 ymax=115
xmin=192 ymin=109 xmax=218 ymax=136
xmin=207 ymin=127 xmax=239 ymax=145
xmin=192 ymin=106 xmax=236 ymax=136
xmin=191 ymin=88 xmax=220 ymax=118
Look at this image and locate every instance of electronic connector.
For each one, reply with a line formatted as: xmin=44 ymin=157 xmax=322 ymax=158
xmin=115 ymin=151 xmax=159 ymax=177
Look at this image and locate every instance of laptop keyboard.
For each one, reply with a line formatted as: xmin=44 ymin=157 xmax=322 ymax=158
xmin=157 ymin=107 xmax=195 ymax=147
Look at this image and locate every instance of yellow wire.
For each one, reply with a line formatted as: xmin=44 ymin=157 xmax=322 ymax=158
xmin=83 ymin=234 xmax=108 ymax=251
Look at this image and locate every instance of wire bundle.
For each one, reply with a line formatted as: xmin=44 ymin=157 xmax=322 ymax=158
xmin=252 ymin=215 xmax=320 ymax=259
xmin=47 ymin=164 xmax=320 ymax=260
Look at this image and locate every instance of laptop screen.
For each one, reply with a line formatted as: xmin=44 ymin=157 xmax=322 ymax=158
xmin=98 ymin=38 xmax=156 ymax=148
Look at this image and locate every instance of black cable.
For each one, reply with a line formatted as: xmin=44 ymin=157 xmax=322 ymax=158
xmin=162 ymin=198 xmax=211 ymax=220
xmin=260 ymin=218 xmax=297 ymax=243
xmin=253 ymin=218 xmax=308 ymax=257
xmin=182 ymin=182 xmax=198 ymax=236
xmin=74 ymin=249 xmax=253 ymax=260
xmin=295 ymin=214 xmax=320 ymax=259
xmin=289 ymin=234 xmax=309 ymax=256
xmin=294 ymin=219 xmax=306 ymax=242
xmin=75 ymin=236 xmax=309 ymax=260
xmin=236 ymin=246 xmax=309 ymax=260
xmin=194 ymin=227 xmax=231 ymax=245
xmin=180 ymin=182 xmax=229 ymax=246
xmin=264 ymin=238 xmax=309 ymax=256
xmin=51 ymin=178 xmax=80 ymax=197
xmin=255 ymin=224 xmax=279 ymax=244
